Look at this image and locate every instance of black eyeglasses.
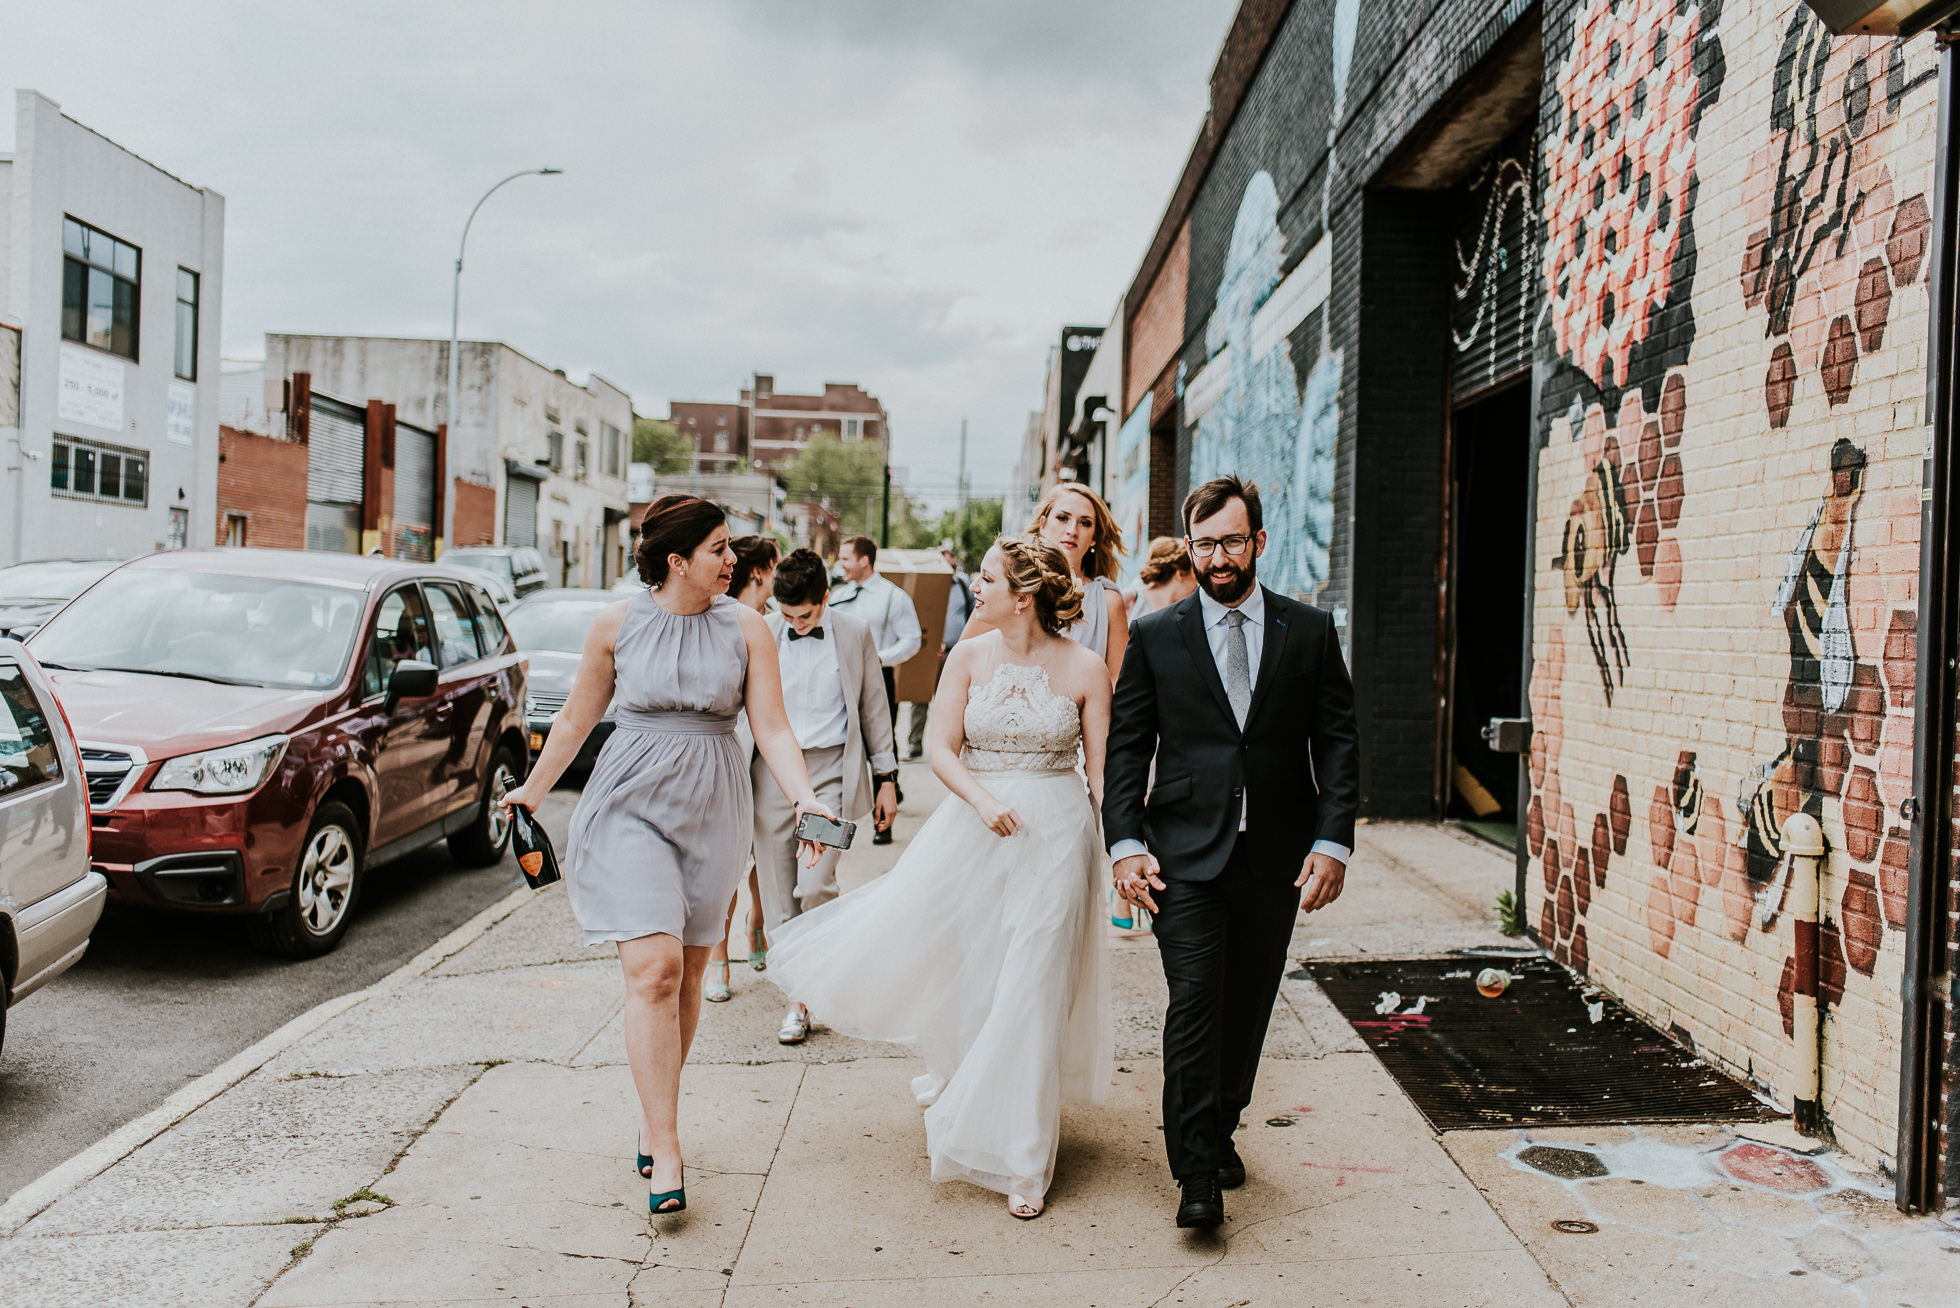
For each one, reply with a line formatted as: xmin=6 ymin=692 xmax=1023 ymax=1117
xmin=1187 ymin=534 xmax=1253 ymax=558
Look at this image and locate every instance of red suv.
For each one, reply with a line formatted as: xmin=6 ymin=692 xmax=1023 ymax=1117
xmin=27 ymin=549 xmax=529 ymax=957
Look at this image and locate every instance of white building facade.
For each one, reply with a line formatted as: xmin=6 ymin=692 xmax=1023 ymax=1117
xmin=0 ymin=90 xmax=225 ymax=567
xmin=264 ymin=335 xmax=635 ymax=587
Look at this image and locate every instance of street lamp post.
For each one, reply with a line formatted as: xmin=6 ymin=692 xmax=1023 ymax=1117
xmin=445 ymin=167 xmax=562 ymax=549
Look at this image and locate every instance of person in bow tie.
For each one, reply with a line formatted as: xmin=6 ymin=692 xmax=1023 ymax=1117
xmin=756 ymin=549 xmax=899 ymax=1044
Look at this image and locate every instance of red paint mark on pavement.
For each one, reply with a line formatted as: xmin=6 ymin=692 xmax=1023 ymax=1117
xmin=1718 ymin=1142 xmax=1830 ymax=1193
xmin=1301 ymin=1158 xmax=1398 ymax=1187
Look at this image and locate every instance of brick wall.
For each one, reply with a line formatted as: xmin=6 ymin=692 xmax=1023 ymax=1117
xmin=215 ymin=425 xmax=306 ymax=550
xmin=450 ymin=478 xmax=497 ymax=547
xmin=1521 ymin=0 xmax=1937 ymax=1173
xmin=1126 ymin=220 xmax=1190 ymax=420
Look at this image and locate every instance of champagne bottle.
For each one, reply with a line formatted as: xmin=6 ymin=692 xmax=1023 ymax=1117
xmin=510 ymin=803 xmax=561 ymax=889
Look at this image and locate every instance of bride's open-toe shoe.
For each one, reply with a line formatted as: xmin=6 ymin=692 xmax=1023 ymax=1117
xmin=1008 ymin=1193 xmax=1045 ymax=1220
xmin=633 ymin=1136 xmax=653 ymax=1179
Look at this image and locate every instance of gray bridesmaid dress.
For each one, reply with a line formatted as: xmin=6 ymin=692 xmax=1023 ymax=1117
xmin=564 ymin=590 xmax=753 ymax=946
xmin=1067 ymin=576 xmax=1116 ymax=659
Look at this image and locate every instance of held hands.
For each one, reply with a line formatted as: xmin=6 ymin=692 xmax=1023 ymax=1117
xmin=1113 ymin=852 xmax=1165 ymax=914
xmin=972 ymin=790 xmax=1023 ymax=838
xmin=1297 ymin=852 xmax=1346 ymax=914
xmin=873 ymin=781 xmax=897 ymax=833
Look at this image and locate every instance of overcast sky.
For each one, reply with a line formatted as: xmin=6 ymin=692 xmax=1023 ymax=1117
xmin=3 ymin=1 xmax=1236 ymax=509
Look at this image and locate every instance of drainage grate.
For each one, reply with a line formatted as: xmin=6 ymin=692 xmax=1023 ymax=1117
xmin=1302 ymin=954 xmax=1783 ymax=1130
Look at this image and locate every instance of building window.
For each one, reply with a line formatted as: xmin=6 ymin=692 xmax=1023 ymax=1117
xmin=845 ymin=418 xmax=861 ymax=439
xmin=546 ymin=431 xmax=563 ymax=473
xmin=174 ymin=268 xmax=199 ymax=380
xmin=714 ymin=432 xmax=730 ymax=454
xmin=603 ymin=422 xmax=622 ymax=477
xmin=225 ymin=512 xmax=247 ymax=547
xmin=796 ymin=425 xmax=805 ymax=439
xmin=61 ymin=218 xmax=141 ymax=360
xmin=575 ymin=439 xmax=589 ymax=481
xmin=51 ymin=435 xmax=148 ymax=506
xmin=168 ymin=507 xmax=189 ymax=549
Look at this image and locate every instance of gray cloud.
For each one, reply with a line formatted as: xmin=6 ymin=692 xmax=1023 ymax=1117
xmin=2 ymin=0 xmax=1235 ymax=505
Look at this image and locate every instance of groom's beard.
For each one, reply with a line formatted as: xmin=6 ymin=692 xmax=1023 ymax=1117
xmin=1197 ymin=556 xmax=1256 ymax=605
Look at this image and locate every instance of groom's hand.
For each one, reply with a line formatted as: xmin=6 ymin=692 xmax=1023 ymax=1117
xmin=1114 ymin=853 xmax=1164 ymax=914
xmin=1297 ymin=852 xmax=1346 ymax=913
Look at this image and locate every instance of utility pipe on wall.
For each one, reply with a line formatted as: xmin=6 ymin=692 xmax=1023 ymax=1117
xmin=1781 ymin=812 xmax=1828 ymax=1136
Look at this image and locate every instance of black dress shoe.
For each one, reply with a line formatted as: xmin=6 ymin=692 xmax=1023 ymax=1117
xmin=1217 ymin=1146 xmax=1246 ymax=1190
xmin=1175 ymin=1174 xmax=1224 ymax=1229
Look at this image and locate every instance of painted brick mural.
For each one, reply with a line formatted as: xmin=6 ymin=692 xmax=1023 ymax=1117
xmin=1526 ymin=0 xmax=1937 ymax=1171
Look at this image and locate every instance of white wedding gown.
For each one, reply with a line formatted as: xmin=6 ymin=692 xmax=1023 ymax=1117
xmin=767 ymin=661 xmax=1113 ymax=1199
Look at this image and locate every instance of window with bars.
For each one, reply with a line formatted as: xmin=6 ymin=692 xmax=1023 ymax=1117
xmin=62 ymin=217 xmax=141 ymax=360
xmin=547 ymin=431 xmax=564 ymax=472
xmin=575 ymin=439 xmax=589 ymax=481
xmin=53 ymin=435 xmax=149 ymax=506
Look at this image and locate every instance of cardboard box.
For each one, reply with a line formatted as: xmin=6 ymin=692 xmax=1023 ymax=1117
xmin=876 ymin=549 xmax=952 ymax=703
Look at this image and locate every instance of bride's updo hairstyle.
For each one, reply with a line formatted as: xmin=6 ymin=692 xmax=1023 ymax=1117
xmin=994 ymin=535 xmax=1084 ymax=635
xmin=635 ymin=495 xmax=727 ymax=587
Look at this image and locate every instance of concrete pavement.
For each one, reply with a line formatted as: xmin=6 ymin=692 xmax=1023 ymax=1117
xmin=2 ymin=762 xmax=1954 ymax=1305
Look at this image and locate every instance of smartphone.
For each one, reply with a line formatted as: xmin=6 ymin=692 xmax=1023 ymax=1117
xmin=794 ymin=810 xmax=857 ymax=850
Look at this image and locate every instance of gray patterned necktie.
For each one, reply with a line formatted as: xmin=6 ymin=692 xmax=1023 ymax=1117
xmin=1224 ymin=609 xmax=1251 ymax=727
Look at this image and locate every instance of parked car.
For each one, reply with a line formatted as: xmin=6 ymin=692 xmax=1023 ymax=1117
xmin=506 ymin=588 xmax=619 ymax=769
xmin=438 ymin=547 xmax=550 ymax=597
xmin=26 ymin=550 xmax=528 ymax=958
xmin=0 ymin=558 xmax=121 ymax=640
xmin=441 ymin=562 xmax=517 ymax=608
xmin=0 ymin=639 xmax=107 ymax=1057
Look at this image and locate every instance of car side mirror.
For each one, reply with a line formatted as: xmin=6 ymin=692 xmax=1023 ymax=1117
xmin=385 ymin=659 xmax=438 ymax=712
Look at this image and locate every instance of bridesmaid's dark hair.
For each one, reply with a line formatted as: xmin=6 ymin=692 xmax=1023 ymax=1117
xmin=635 ymin=496 xmax=727 ymax=586
xmin=727 ymin=535 xmax=780 ymax=598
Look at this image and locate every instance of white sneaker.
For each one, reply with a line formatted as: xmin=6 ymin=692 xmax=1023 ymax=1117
xmin=777 ymin=1008 xmax=810 ymax=1044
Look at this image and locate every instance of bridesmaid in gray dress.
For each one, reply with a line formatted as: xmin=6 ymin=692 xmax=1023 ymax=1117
xmin=504 ymin=495 xmax=827 ymax=1217
xmin=961 ymin=482 xmax=1128 ymax=683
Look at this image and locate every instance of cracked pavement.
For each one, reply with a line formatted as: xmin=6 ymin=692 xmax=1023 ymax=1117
xmin=1 ymin=763 xmax=1952 ymax=1305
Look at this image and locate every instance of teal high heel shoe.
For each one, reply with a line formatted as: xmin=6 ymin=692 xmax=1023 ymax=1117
xmin=650 ymin=1166 xmax=686 ymax=1215
xmin=634 ymin=1136 xmax=653 ymax=1179
xmin=748 ymin=925 xmax=769 ymax=972
xmin=1109 ymin=888 xmax=1134 ymax=931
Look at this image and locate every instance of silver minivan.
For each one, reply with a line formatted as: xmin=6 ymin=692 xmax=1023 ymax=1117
xmin=0 ymin=638 xmax=105 ymax=1055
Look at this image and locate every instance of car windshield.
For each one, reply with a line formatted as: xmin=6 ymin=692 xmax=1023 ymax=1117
xmin=0 ymin=559 xmax=116 ymax=602
xmin=443 ymin=551 xmax=514 ymax=582
xmin=29 ymin=569 xmax=365 ymax=690
xmin=507 ymin=600 xmax=610 ymax=653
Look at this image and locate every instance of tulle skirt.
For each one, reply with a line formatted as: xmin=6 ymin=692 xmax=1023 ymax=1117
xmin=766 ymin=767 xmax=1113 ymax=1198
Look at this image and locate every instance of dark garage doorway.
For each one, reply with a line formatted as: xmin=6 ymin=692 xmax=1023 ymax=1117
xmin=1446 ymin=381 xmax=1530 ymax=834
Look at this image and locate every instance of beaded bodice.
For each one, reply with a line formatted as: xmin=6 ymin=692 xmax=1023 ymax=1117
xmin=962 ymin=662 xmax=1081 ymax=772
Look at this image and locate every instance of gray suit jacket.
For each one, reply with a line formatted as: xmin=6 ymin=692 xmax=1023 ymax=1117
xmin=765 ymin=608 xmax=897 ymax=820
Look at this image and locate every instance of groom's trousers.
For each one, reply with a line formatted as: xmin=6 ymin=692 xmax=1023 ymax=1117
xmin=1152 ymin=835 xmax=1299 ymax=1181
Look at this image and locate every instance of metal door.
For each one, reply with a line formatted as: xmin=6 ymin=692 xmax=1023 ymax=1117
xmin=393 ymin=421 xmax=436 ymax=560
xmin=307 ymin=394 xmax=366 ymax=553
xmin=503 ymin=476 xmax=538 ymax=549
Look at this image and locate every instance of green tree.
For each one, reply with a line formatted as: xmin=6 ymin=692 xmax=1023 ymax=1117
xmin=780 ymin=433 xmax=893 ymax=542
xmin=632 ymin=417 xmax=692 ymax=476
xmin=926 ymin=497 xmax=1004 ymax=571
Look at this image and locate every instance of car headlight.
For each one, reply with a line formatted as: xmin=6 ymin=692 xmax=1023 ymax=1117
xmin=150 ymin=734 xmax=289 ymax=795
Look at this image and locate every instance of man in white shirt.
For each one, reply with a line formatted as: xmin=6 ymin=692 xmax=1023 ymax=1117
xmin=828 ymin=535 xmax=922 ymax=843
xmin=756 ymin=549 xmax=899 ymax=1044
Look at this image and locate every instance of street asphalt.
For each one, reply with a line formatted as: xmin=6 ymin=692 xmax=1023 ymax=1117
xmin=0 ymin=782 xmax=584 ymax=1203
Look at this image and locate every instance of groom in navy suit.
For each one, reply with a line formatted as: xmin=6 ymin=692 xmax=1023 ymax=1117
xmin=1103 ymin=475 xmax=1361 ymax=1230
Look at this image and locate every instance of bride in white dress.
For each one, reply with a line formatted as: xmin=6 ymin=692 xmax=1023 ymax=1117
xmin=767 ymin=534 xmax=1114 ymax=1219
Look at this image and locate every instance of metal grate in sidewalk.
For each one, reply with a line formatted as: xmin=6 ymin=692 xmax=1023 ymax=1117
xmin=1302 ymin=954 xmax=1784 ymax=1131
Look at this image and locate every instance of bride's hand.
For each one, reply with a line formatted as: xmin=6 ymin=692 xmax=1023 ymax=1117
xmin=972 ymin=792 xmax=1022 ymax=838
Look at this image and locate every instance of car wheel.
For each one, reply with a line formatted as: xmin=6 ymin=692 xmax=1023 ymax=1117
xmin=448 ymin=746 xmax=520 ymax=868
xmin=249 ymin=801 xmax=364 ymax=958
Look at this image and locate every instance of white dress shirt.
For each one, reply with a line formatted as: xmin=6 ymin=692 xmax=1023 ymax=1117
xmin=832 ymin=573 xmax=923 ymax=668
xmin=778 ymin=616 xmax=849 ymax=751
xmin=1109 ymin=585 xmax=1351 ymax=868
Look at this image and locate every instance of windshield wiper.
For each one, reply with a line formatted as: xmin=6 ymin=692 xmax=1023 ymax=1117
xmin=87 ymin=666 xmax=261 ymax=687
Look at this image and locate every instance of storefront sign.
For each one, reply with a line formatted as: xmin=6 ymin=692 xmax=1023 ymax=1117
xmin=167 ymin=380 xmax=196 ymax=445
xmin=58 ymin=344 xmax=124 ymax=430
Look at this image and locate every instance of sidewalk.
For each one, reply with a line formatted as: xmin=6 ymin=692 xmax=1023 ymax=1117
xmin=2 ymin=763 xmax=1954 ymax=1305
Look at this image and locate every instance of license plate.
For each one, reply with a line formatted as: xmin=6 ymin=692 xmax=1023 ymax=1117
xmin=529 ymin=732 xmax=545 ymax=752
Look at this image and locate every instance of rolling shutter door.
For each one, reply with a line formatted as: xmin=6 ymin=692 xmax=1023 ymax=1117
xmin=392 ymin=421 xmax=436 ymax=560
xmin=503 ymin=474 xmax=538 ymax=549
xmin=1450 ymin=124 xmax=1538 ymax=402
xmin=306 ymin=394 xmax=365 ymax=553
